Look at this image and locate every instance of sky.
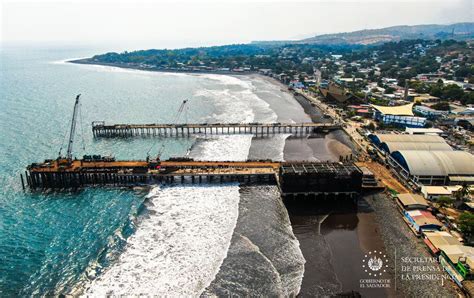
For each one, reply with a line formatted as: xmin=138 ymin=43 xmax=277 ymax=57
xmin=1 ymin=0 xmax=472 ymax=50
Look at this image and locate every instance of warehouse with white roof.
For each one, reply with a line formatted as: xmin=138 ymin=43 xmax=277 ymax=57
xmin=388 ymin=150 xmax=474 ymax=185
xmin=368 ymin=133 xmax=452 ymax=154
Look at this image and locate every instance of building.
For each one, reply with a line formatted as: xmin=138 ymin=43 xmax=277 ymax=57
xmin=405 ymin=127 xmax=444 ymax=135
xmin=368 ymin=134 xmax=452 ymax=154
xmin=396 ymin=193 xmax=429 ymax=210
xmin=371 ymin=103 xmax=426 ymax=128
xmin=424 ymin=232 xmax=474 ymax=289
xmin=421 ymin=185 xmax=456 ymax=200
xmin=416 ymin=72 xmax=444 ymax=81
xmin=278 ymin=162 xmax=362 ymax=196
xmin=403 ymin=209 xmax=443 ymax=234
xmin=319 ymin=82 xmax=354 ymax=103
xmin=413 ymin=105 xmax=449 ymax=119
xmin=458 ymin=108 xmax=474 ymax=116
xmin=457 ymin=202 xmax=474 ymax=212
xmin=355 ymin=109 xmax=373 ymax=118
xmin=423 ymin=231 xmax=462 ymax=255
xmin=439 ymin=245 xmax=474 ymax=286
xmin=388 ymin=150 xmax=474 ymax=186
xmin=424 ymin=231 xmax=462 ymax=253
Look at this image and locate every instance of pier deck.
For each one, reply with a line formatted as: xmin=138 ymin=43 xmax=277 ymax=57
xmin=92 ymin=121 xmax=341 ymax=138
xmin=25 ymin=158 xmax=362 ymax=197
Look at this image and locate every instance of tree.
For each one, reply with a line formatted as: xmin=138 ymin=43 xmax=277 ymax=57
xmin=384 ymin=87 xmax=396 ymax=94
xmin=442 ymin=84 xmax=464 ymax=101
xmin=459 ymin=212 xmax=474 ymax=244
xmin=436 ymin=196 xmax=454 ymax=208
xmin=431 ymin=102 xmax=450 ymax=111
xmin=455 ymin=66 xmax=474 ymax=79
xmin=455 ymin=183 xmax=470 ymax=202
xmin=461 ymin=92 xmax=474 ymax=105
xmin=366 ymin=122 xmax=376 ymax=131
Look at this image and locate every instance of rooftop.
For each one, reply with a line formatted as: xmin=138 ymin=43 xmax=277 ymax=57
xmin=406 ymin=210 xmax=443 ymax=228
xmin=391 ymin=150 xmax=474 ymax=177
xmin=280 ymin=162 xmax=359 ymax=175
xmin=424 ymin=231 xmax=462 ymax=252
xmin=397 ymin=193 xmax=429 ymax=207
xmin=422 ymin=186 xmax=454 ymax=195
xmin=405 ymin=127 xmax=444 ymax=135
xmin=442 ymin=245 xmax=474 ymax=265
xmin=371 ymin=103 xmax=414 ymax=116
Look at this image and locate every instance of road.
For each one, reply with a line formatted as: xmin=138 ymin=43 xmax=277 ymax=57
xmin=295 ymin=89 xmax=410 ymax=193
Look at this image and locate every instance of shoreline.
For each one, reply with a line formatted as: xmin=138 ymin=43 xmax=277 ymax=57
xmin=68 ymin=59 xmax=255 ymax=76
xmin=68 ymin=58 xmax=390 ymax=295
xmin=67 ymin=58 xmax=352 ymax=161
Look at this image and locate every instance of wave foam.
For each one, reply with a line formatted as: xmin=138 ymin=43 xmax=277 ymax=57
xmin=190 ymin=135 xmax=253 ymax=162
xmin=84 ymin=184 xmax=240 ymax=296
xmin=195 ymin=76 xmax=277 ymax=124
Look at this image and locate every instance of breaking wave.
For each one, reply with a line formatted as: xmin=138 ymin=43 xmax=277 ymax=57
xmin=80 ymin=72 xmax=303 ymax=296
xmin=84 ymin=184 xmax=240 ymax=296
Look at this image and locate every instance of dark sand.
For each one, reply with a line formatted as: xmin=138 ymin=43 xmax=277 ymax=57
xmin=286 ymin=198 xmax=394 ymax=297
xmin=257 ymin=77 xmax=396 ymax=297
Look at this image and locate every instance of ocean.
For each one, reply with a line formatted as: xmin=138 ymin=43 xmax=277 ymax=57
xmin=0 ymin=46 xmax=310 ymax=296
xmin=1 ymin=45 xmax=391 ymax=297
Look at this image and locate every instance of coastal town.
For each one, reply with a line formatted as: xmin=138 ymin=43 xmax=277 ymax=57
xmin=273 ymin=42 xmax=474 ymax=294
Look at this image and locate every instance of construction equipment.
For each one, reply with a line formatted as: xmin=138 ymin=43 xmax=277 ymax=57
xmin=147 ymin=99 xmax=189 ymax=160
xmin=172 ymin=99 xmax=188 ymax=124
xmin=57 ymin=94 xmax=82 ymax=164
xmin=66 ymin=94 xmax=81 ymax=162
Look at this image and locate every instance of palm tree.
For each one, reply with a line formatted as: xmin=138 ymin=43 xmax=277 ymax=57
xmin=454 ymin=183 xmax=470 ymax=203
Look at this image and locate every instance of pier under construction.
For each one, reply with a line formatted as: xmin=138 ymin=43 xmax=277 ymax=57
xmin=25 ymin=157 xmax=363 ymax=197
xmin=24 ymin=95 xmax=364 ymax=197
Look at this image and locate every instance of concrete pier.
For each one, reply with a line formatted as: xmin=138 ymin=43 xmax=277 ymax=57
xmin=25 ymin=159 xmax=362 ymax=197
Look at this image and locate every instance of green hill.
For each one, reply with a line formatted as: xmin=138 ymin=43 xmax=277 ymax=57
xmin=253 ymin=23 xmax=474 ymax=45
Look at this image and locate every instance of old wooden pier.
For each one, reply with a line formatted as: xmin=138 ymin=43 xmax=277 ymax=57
xmin=91 ymin=122 xmax=342 ymax=138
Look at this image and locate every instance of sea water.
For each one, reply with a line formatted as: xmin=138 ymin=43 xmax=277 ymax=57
xmin=0 ymin=45 xmax=306 ymax=296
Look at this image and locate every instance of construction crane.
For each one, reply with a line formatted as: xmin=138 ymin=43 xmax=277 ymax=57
xmin=147 ymin=99 xmax=189 ymax=160
xmin=172 ymin=99 xmax=188 ymax=124
xmin=58 ymin=94 xmax=81 ymax=163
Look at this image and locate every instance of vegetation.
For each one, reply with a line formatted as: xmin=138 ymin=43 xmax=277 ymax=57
xmin=295 ymin=23 xmax=474 ymax=45
xmin=88 ymin=38 xmax=473 ymax=104
xmin=410 ymin=80 xmax=473 ymax=105
xmin=455 ymin=183 xmax=471 ymax=202
xmin=431 ymin=102 xmax=450 ymax=111
xmin=436 ymin=196 xmax=454 ymax=208
xmin=459 ymin=212 xmax=474 ymax=244
xmin=91 ymin=43 xmax=358 ymax=76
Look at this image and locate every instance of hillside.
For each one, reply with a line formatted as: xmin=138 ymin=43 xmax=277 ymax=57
xmin=253 ymin=23 xmax=474 ymax=46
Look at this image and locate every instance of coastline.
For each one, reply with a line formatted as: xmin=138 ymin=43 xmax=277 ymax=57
xmin=68 ymin=59 xmax=255 ymax=76
xmin=68 ymin=58 xmax=350 ymax=160
xmin=67 ymin=58 xmax=391 ymax=295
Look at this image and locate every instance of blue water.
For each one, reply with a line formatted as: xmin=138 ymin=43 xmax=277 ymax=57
xmin=0 ymin=46 xmax=309 ymax=296
xmin=0 ymin=46 xmax=225 ymax=295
